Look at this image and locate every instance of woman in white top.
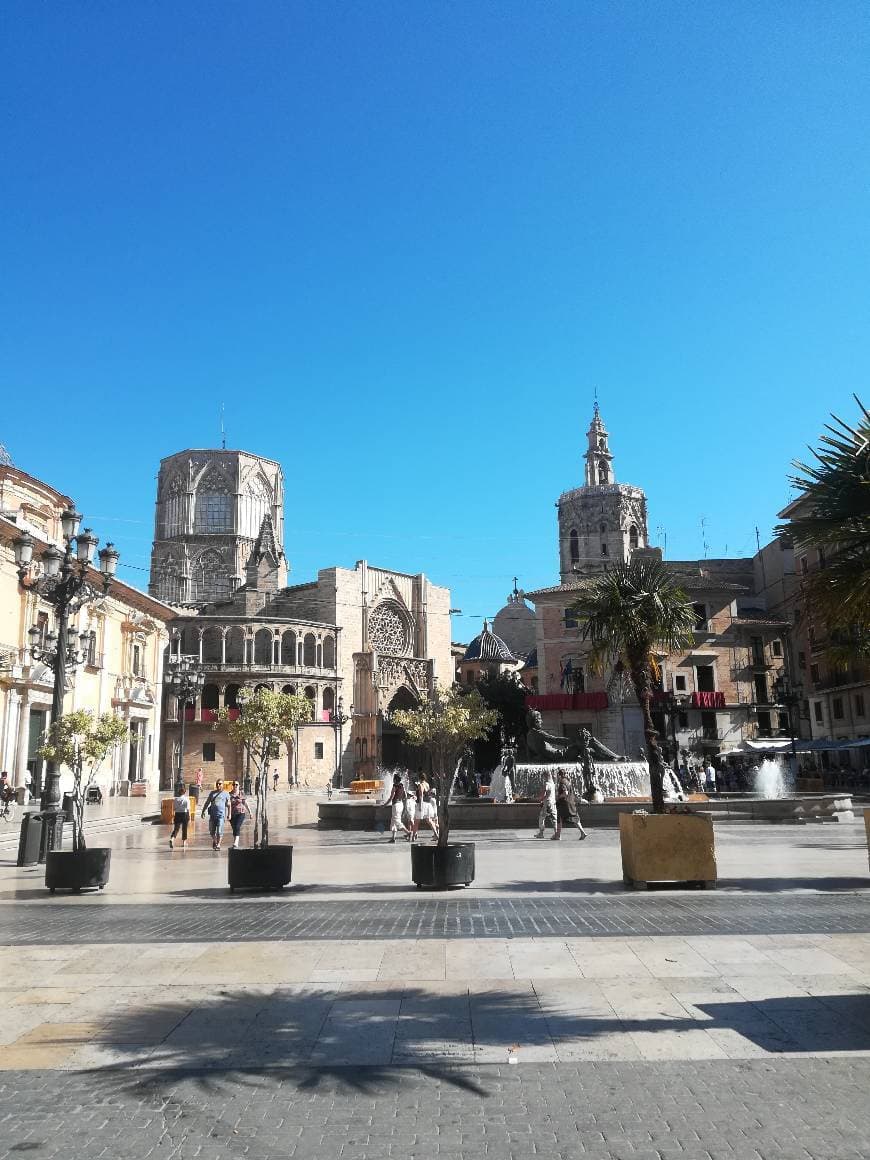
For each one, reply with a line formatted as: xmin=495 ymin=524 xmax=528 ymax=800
xmin=169 ymin=784 xmax=191 ymax=850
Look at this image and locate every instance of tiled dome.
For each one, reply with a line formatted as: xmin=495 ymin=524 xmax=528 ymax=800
xmin=462 ymin=620 xmax=517 ymax=663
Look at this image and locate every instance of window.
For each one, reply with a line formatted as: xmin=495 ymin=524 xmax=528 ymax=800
xmin=810 ymin=663 xmax=820 ymax=685
xmin=692 ymin=603 xmax=707 ymax=629
xmin=777 ymin=711 xmax=790 ymax=734
xmin=600 ymin=542 xmax=608 ymax=557
xmin=750 ymin=637 xmax=764 ymax=666
xmin=832 ymin=697 xmax=844 ymax=720
xmin=772 ymin=639 xmax=782 ymax=657
xmin=854 ymin=693 xmax=865 ymax=718
xmin=193 ymin=550 xmax=231 ymax=603
xmin=314 ymin=743 xmax=324 ymax=760
xmin=465 ymin=670 xmax=475 ymax=684
xmin=813 ymin=702 xmax=823 ymax=724
xmin=36 ymin=611 xmax=49 ymax=648
xmin=569 ymin=529 xmax=579 ymax=564
xmin=564 ymin=608 xmax=578 ymax=629
xmin=801 ymin=699 xmax=809 ymax=718
xmin=132 ymin=643 xmax=142 ymax=676
xmin=85 ymin=631 xmax=98 ymax=667
xmin=757 ymin=710 xmax=771 ymax=734
xmin=202 ymin=742 xmax=216 ymax=762
xmin=696 ymin=665 xmax=716 ymax=693
xmin=677 ymin=711 xmax=688 ymax=728
xmin=701 ymin=711 xmax=718 ymax=740
xmin=675 ymin=674 xmax=687 ymax=692
xmin=628 ymin=524 xmax=639 ymax=550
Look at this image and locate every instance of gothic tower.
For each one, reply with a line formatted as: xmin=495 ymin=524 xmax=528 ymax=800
xmin=148 ymin=449 xmax=286 ymax=606
xmin=557 ymin=404 xmax=649 ymax=581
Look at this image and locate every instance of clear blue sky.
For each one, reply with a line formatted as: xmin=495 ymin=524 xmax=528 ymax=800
xmin=3 ymin=2 xmax=868 ymax=639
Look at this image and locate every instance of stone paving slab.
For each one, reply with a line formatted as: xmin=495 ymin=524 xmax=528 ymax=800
xmin=0 ymin=1060 xmax=868 ymax=1159
xmin=1 ymin=894 xmax=870 ymax=944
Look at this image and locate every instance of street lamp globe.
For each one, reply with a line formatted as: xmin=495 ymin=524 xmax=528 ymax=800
xmin=13 ymin=532 xmax=34 ymax=569
xmin=60 ymin=507 xmax=82 ymax=541
xmin=41 ymin=545 xmax=63 ymax=579
xmin=98 ymin=542 xmax=119 ymax=578
xmin=75 ymin=528 xmax=99 ymax=565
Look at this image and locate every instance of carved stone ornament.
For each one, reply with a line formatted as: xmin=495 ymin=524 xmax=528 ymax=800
xmin=368 ymin=602 xmax=410 ymax=656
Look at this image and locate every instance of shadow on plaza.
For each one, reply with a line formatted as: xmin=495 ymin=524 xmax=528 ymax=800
xmin=76 ymin=983 xmax=870 ymax=1101
xmin=486 ymin=875 xmax=870 ymax=894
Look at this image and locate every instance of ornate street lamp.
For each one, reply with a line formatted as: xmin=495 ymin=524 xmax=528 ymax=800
xmin=163 ymin=653 xmax=205 ymax=788
xmin=331 ymin=695 xmax=349 ymax=789
xmin=13 ymin=513 xmax=119 ymax=858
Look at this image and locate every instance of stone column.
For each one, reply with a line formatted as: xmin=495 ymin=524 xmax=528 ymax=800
xmin=221 ymin=629 xmax=226 ymax=665
xmin=15 ymin=690 xmax=30 ymax=788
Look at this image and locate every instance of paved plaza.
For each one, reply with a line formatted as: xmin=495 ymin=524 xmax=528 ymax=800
xmin=0 ymin=794 xmax=868 ymax=1158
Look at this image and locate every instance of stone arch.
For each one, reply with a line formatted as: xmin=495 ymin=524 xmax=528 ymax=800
xmin=182 ymin=625 xmax=200 ymax=656
xmin=254 ymin=628 xmax=273 ymax=666
xmin=304 ymin=685 xmax=316 ymax=713
xmin=240 ymin=471 xmax=272 ymax=539
xmin=225 ymin=626 xmax=245 ymax=664
xmin=201 ymin=683 xmax=220 ymax=711
xmin=281 ymin=684 xmax=296 ymax=695
xmin=628 ymin=524 xmax=639 ymax=550
xmin=322 ymin=686 xmax=335 ymax=715
xmin=160 ymin=472 xmax=187 ymax=539
xmin=323 ymin=635 xmax=335 ymax=669
xmin=303 ymin=633 xmax=316 ymax=667
xmin=280 ymin=629 xmax=296 ymax=665
xmin=192 ymin=549 xmax=231 ymax=603
xmin=224 ymin=683 xmax=240 ymax=709
xmin=193 ymin=465 xmax=234 ymax=534
xmin=201 ymin=626 xmax=222 ymax=664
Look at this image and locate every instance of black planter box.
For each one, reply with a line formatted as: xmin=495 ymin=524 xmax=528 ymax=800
xmin=45 ymin=848 xmax=111 ymax=893
xmin=410 ymin=842 xmax=475 ymax=890
xmin=228 ymin=845 xmax=293 ymax=892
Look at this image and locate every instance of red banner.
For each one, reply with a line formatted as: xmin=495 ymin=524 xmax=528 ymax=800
xmin=691 ymin=691 xmax=725 ymax=709
xmin=526 ymin=692 xmax=609 ymax=712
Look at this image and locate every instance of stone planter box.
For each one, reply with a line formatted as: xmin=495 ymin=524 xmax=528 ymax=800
xmin=228 ymin=845 xmax=293 ymax=892
xmin=410 ymin=843 xmax=475 ymax=890
xmin=619 ymin=811 xmax=716 ymax=889
xmin=45 ymin=848 xmax=111 ymax=893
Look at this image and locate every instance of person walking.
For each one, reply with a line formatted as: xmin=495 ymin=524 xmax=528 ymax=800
xmin=169 ymin=783 xmax=191 ymax=850
xmin=536 ymin=770 xmax=557 ymax=838
xmin=553 ymin=769 xmax=587 ymax=841
xmin=385 ymin=774 xmax=409 ymax=843
xmin=412 ymin=776 xmax=439 ymax=843
xmin=229 ymin=780 xmax=250 ymax=849
xmin=705 ymin=762 xmax=717 ymax=794
xmin=272 ymin=771 xmax=279 ymax=793
xmin=201 ymin=779 xmax=231 ymax=851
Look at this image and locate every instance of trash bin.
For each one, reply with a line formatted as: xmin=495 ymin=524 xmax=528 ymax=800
xmin=17 ymin=811 xmax=43 ymax=867
xmin=61 ymin=793 xmax=75 ymax=823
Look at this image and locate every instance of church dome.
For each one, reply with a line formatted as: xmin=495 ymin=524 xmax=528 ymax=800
xmin=462 ymin=620 xmax=517 ymax=663
xmin=492 ymin=592 xmax=536 ymax=660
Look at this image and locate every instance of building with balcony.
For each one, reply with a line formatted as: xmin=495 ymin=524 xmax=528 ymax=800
xmin=526 ymin=407 xmax=808 ymax=763
xmin=0 ymin=462 xmax=174 ymax=797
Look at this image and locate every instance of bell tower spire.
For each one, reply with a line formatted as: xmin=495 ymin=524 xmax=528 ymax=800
xmin=584 ymin=402 xmax=614 ymax=487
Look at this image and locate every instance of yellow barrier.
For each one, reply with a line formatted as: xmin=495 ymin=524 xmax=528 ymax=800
xmin=160 ymin=798 xmax=197 ymax=828
xmin=349 ymin=779 xmax=382 ymax=796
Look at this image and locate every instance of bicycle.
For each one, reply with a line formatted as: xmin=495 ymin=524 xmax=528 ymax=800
xmin=0 ymin=795 xmax=16 ymax=824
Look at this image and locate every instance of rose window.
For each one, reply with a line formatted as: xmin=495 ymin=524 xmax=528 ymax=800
xmin=369 ymin=603 xmax=410 ymax=655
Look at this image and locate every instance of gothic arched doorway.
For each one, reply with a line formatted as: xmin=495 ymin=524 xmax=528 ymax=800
xmin=380 ymin=686 xmax=421 ymax=770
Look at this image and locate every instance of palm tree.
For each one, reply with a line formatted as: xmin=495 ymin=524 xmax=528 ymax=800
xmin=569 ymin=558 xmax=697 ymax=813
xmin=777 ymin=397 xmax=870 ymax=652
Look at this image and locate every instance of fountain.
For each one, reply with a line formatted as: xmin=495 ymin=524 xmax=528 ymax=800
xmin=752 ymin=757 xmax=790 ymax=799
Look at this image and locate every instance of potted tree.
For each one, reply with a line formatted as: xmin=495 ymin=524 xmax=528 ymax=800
xmin=393 ymin=685 xmax=498 ymax=890
xmin=218 ymin=687 xmax=312 ymax=891
xmin=569 ymin=558 xmax=715 ymax=888
xmin=39 ymin=710 xmax=129 ymax=893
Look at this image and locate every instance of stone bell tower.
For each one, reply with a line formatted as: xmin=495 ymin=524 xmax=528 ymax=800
xmin=557 ymin=404 xmax=649 ymax=581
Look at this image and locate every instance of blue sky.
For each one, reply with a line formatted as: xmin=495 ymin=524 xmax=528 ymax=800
xmin=3 ymin=2 xmax=869 ymax=639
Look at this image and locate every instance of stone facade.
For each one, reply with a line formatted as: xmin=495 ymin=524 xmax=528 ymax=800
xmin=0 ymin=464 xmax=174 ymax=797
xmin=149 ymin=449 xmax=285 ymax=607
xmin=527 ymin=408 xmax=802 ymax=763
xmin=152 ymin=449 xmax=453 ymax=786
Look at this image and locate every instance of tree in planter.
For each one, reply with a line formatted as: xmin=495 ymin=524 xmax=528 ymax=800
xmin=569 ymin=558 xmax=696 ymax=814
xmin=392 ymin=686 xmax=498 ymax=846
xmin=37 ymin=710 xmax=129 ymax=853
xmin=217 ymin=688 xmax=312 ymax=847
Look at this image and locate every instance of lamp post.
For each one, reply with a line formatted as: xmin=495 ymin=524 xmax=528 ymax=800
xmin=331 ymin=696 xmax=349 ymax=789
xmin=13 ymin=510 xmax=119 ymax=858
xmin=773 ymin=668 xmax=799 ymax=782
xmin=163 ymin=654 xmax=205 ymax=789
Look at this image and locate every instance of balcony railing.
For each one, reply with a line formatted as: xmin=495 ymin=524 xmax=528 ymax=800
xmin=192 ymin=661 xmax=336 ymax=677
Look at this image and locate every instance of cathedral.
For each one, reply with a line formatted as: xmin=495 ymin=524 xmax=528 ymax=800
xmin=148 ymin=448 xmax=452 ymax=788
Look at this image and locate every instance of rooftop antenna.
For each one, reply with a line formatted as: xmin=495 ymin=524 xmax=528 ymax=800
xmin=700 ymin=515 xmax=709 ymax=558
xmin=220 ymin=403 xmax=226 ymax=450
